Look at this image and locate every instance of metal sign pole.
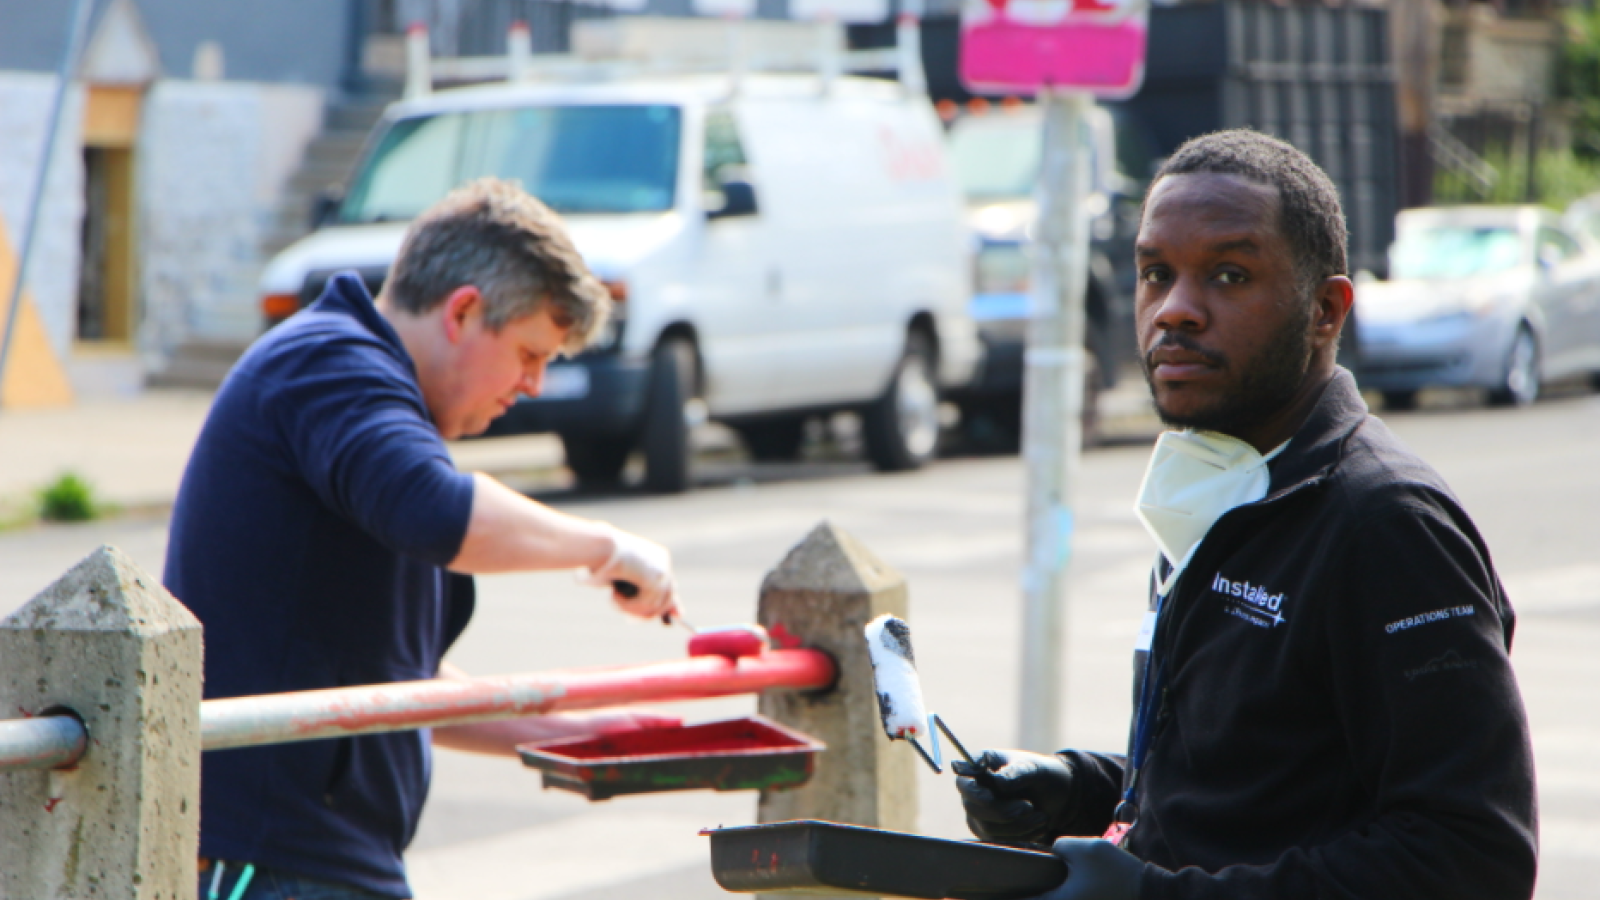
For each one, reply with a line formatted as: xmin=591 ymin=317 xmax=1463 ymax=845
xmin=1017 ymin=88 xmax=1093 ymax=752
xmin=0 ymin=0 xmax=96 ymax=409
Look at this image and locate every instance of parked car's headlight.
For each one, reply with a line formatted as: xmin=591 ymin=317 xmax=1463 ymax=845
xmin=973 ymin=204 xmax=1030 ymax=241
xmin=261 ymin=292 xmax=299 ymax=326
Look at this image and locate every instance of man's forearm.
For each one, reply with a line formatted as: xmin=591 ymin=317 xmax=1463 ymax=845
xmin=449 ymin=473 xmax=614 ymax=574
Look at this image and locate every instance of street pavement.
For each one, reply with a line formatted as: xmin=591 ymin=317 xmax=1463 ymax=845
xmin=0 ymin=389 xmax=570 ymax=516
xmin=0 ymin=386 xmax=1595 ymax=899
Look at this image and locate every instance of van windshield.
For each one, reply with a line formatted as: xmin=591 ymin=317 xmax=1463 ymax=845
xmin=340 ymin=104 xmax=682 ymax=222
xmin=948 ymin=118 xmax=1039 ymax=201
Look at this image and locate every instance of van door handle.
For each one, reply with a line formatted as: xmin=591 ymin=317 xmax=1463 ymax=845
xmin=767 ymin=268 xmax=782 ymax=299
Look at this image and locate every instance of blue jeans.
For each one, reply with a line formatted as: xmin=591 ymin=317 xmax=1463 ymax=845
xmin=199 ymin=860 xmax=394 ymax=900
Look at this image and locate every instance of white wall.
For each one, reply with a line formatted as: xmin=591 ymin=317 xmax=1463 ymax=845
xmin=0 ymin=72 xmax=323 ymax=370
xmin=137 ymin=79 xmax=322 ymax=364
xmin=0 ymin=72 xmax=85 ymax=360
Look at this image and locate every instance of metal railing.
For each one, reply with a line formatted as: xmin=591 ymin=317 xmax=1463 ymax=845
xmin=401 ymin=16 xmax=926 ymax=98
xmin=0 ymin=649 xmax=834 ymax=772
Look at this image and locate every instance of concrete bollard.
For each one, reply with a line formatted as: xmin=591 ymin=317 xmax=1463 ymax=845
xmin=0 ymin=545 xmax=203 ymax=899
xmin=756 ymin=521 xmax=917 ymax=837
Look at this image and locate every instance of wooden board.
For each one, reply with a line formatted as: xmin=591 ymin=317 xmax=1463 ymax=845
xmin=0 ymin=214 xmax=75 ymax=409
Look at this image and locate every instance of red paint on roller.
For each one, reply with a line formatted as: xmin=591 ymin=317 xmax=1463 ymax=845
xmin=689 ymin=626 xmax=770 ymax=660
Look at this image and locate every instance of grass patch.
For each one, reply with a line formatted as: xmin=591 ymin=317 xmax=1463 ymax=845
xmin=38 ymin=472 xmax=100 ymax=522
xmin=0 ymin=473 xmax=127 ymax=532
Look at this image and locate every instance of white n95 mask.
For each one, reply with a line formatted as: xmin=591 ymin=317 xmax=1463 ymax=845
xmin=1134 ymin=430 xmax=1284 ymax=592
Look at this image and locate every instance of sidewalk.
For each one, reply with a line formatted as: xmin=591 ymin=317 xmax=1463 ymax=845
xmin=0 ymin=389 xmax=568 ymax=516
xmin=0 ymin=377 xmax=1159 ymax=519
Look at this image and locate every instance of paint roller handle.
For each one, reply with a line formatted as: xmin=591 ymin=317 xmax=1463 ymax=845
xmin=953 ymin=749 xmax=1078 ymax=846
xmin=611 ymin=580 xmax=695 ymax=632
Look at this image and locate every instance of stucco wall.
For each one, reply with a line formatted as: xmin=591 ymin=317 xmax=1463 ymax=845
xmin=0 ymin=72 xmax=86 ymax=360
xmin=138 ymin=80 xmax=322 ymax=361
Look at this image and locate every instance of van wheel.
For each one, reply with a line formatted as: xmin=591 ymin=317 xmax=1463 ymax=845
xmin=642 ymin=339 xmax=697 ymax=493
xmin=737 ymin=416 xmax=807 ymax=462
xmin=1488 ymin=326 xmax=1539 ymax=408
xmin=968 ymin=349 xmax=1101 ymax=454
xmin=561 ymin=434 xmax=631 ymax=489
xmin=865 ymin=331 xmax=940 ymax=472
xmin=957 ymin=394 xmax=1022 ymax=454
xmin=1079 ymin=350 xmax=1104 ymax=449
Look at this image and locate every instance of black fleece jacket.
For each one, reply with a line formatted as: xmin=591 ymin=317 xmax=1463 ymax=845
xmin=1055 ymin=369 xmax=1538 ymax=900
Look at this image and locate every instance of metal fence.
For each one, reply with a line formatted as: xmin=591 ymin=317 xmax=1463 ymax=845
xmin=0 ymin=526 xmax=916 ymax=898
xmin=0 ymin=650 xmax=834 ymax=772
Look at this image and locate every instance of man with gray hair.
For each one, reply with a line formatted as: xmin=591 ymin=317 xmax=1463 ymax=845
xmin=166 ymin=178 xmax=682 ymax=900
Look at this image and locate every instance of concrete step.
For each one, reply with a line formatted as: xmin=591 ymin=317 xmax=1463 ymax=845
xmin=304 ymin=133 xmax=372 ymax=164
xmin=257 ymin=92 xmax=398 ymax=263
xmin=326 ymin=99 xmax=393 ymax=132
xmin=261 ymin=232 xmax=308 ymax=259
xmin=288 ymin=160 xmax=356 ymax=192
xmin=144 ymin=339 xmax=251 ymax=390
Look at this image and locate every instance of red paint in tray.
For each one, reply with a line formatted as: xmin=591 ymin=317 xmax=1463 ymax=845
xmin=518 ymin=715 xmax=825 ymax=801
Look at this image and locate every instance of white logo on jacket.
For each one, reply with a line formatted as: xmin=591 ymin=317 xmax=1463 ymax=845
xmin=1211 ymin=572 xmax=1288 ymax=628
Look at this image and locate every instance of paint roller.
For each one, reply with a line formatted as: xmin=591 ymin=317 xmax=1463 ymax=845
xmin=865 ymin=614 xmax=977 ymax=775
xmin=612 ymin=580 xmax=772 ymax=660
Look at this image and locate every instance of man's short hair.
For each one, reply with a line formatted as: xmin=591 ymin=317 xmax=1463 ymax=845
xmin=1151 ymin=129 xmax=1348 ymax=296
xmin=386 ymin=178 xmax=610 ymax=353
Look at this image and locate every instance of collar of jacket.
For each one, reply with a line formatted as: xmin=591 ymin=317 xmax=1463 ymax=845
xmin=1149 ymin=367 xmax=1371 ymax=593
xmin=1262 ymin=366 xmax=1369 ymax=501
xmin=318 ymin=271 xmax=420 ymax=381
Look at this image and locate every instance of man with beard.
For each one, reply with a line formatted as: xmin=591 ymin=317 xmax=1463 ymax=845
xmin=953 ymin=130 xmax=1537 ymax=900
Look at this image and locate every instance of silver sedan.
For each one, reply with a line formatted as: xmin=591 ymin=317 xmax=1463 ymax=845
xmin=1356 ymin=206 xmax=1600 ymax=408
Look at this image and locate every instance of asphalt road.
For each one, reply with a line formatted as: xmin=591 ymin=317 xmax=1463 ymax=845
xmin=1 ymin=390 xmax=1595 ymax=900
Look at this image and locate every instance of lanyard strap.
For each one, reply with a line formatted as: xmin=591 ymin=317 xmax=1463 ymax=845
xmin=1115 ymin=593 xmax=1168 ymax=828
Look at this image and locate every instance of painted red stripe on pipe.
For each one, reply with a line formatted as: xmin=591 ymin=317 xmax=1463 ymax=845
xmin=0 ymin=650 xmax=835 ymax=768
xmin=200 ymin=648 xmax=835 ymax=751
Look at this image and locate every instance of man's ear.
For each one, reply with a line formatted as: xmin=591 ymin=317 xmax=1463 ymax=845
xmin=440 ymin=286 xmax=483 ymax=344
xmin=1313 ymin=276 xmax=1354 ymax=350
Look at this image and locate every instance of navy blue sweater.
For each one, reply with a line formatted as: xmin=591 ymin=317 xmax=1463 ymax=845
xmin=165 ymin=274 xmax=476 ymax=897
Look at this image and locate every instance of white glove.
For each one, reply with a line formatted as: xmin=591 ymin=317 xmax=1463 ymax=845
xmin=582 ymin=525 xmax=680 ymax=620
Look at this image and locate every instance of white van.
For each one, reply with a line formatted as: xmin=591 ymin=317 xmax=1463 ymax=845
xmin=259 ymin=72 xmax=978 ymax=492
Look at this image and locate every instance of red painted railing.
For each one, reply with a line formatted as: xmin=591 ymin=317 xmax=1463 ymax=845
xmin=0 ymin=649 xmax=835 ymax=771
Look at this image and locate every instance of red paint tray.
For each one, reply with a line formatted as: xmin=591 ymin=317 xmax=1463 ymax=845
xmin=707 ymin=820 xmax=1066 ymax=899
xmin=517 ymin=715 xmax=824 ymax=801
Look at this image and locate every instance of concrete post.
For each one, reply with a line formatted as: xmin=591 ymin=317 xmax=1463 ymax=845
xmin=0 ymin=545 xmax=203 ymax=899
xmin=756 ymin=521 xmax=917 ymax=838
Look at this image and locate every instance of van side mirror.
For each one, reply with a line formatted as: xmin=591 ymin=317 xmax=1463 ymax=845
xmin=311 ymin=186 xmax=345 ymax=229
xmin=707 ymin=180 xmax=758 ymax=220
xmin=1537 ymin=245 xmax=1560 ymax=275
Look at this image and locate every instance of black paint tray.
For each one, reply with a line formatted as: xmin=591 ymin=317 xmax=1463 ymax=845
xmin=707 ymin=820 xmax=1066 ymax=899
xmin=517 ymin=715 xmax=824 ymax=801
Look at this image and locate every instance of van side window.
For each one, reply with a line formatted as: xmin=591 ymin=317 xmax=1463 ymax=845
xmin=703 ymin=109 xmax=748 ymax=188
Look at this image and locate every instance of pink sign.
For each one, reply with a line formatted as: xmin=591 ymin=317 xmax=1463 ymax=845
xmin=959 ymin=0 xmax=1148 ymax=99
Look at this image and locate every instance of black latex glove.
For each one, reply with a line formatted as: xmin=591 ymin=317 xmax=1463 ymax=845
xmin=953 ymin=749 xmax=1077 ymax=845
xmin=1022 ymin=838 xmax=1145 ymax=900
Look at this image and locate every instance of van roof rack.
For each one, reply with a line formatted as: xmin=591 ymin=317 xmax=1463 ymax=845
xmin=402 ymin=16 xmax=926 ymax=99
